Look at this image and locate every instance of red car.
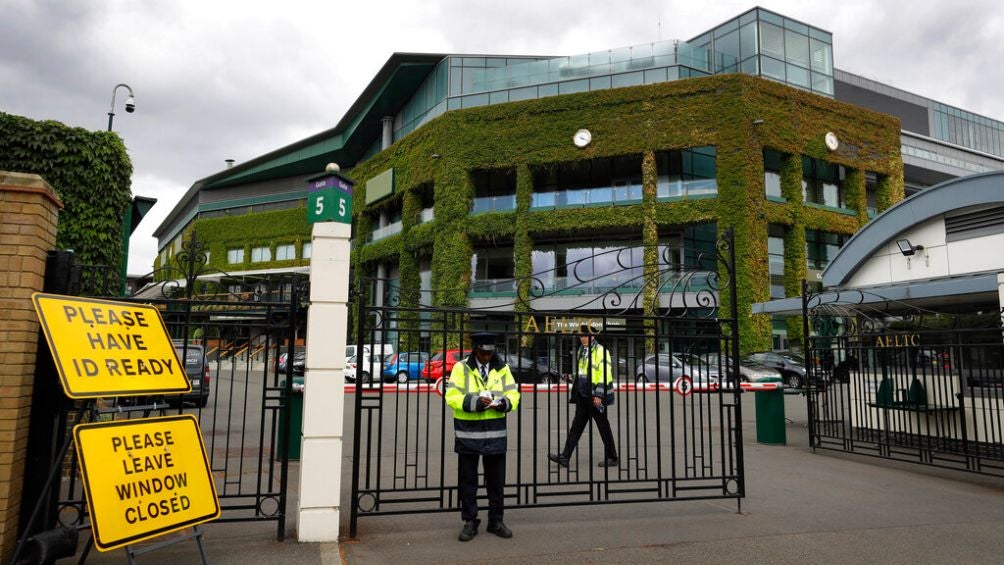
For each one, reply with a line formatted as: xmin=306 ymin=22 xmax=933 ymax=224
xmin=421 ymin=349 xmax=470 ymax=381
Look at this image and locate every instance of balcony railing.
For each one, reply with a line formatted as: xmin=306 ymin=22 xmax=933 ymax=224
xmin=471 ymin=195 xmax=517 ymax=214
xmin=370 ymin=221 xmax=402 ymax=242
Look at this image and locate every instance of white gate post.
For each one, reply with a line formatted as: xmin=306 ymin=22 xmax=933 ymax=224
xmin=297 ymin=220 xmax=351 ymax=541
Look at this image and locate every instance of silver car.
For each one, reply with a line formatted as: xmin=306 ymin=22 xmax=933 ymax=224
xmin=635 ymin=353 xmax=714 ymax=384
xmin=701 ymin=353 xmax=781 ymax=384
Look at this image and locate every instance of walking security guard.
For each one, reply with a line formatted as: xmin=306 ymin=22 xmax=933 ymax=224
xmin=445 ymin=332 xmax=520 ymax=542
xmin=549 ymin=332 xmax=618 ymax=467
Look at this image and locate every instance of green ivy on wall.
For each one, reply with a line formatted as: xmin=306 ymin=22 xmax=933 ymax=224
xmin=155 ymin=206 xmax=311 ymax=279
xmin=0 ymin=112 xmax=132 ymax=267
xmin=343 ymin=74 xmax=903 ymax=353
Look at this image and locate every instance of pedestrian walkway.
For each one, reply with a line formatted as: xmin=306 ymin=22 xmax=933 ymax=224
xmin=81 ymin=395 xmax=1004 ymax=564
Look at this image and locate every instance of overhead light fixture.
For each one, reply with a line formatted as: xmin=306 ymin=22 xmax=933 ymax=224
xmin=896 ymin=238 xmax=924 ymax=257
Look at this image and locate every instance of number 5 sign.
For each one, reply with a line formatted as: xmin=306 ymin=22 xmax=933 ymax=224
xmin=307 ymin=171 xmax=354 ymax=224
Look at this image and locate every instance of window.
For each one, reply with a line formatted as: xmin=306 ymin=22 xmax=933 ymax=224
xmin=806 ymin=229 xmax=847 ymax=291
xmin=251 ymin=246 xmax=272 ymax=263
xmin=764 ymin=149 xmax=783 ymax=198
xmin=276 ymin=244 xmax=295 ymax=261
xmin=471 ymin=168 xmax=517 ymax=213
xmin=656 ymin=147 xmax=717 ymax=200
xmin=302 ymin=242 xmax=312 ymax=259
xmin=802 ymin=157 xmax=844 ymax=208
xmin=471 ymin=247 xmax=515 ymax=293
xmin=532 ymin=156 xmax=642 ymax=209
xmin=227 ymin=248 xmax=244 ymax=264
xmin=768 ymin=225 xmax=786 ymax=299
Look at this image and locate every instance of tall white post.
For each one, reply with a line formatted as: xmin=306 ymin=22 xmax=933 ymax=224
xmin=297 ymin=221 xmax=351 ymax=541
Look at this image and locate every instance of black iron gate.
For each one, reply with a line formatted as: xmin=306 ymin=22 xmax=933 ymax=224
xmin=803 ymin=285 xmax=1004 ymax=477
xmin=21 ymin=241 xmax=304 ymax=549
xmin=350 ymin=230 xmax=743 ymax=535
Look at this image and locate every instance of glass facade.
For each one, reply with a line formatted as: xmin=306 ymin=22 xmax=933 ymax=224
xmin=689 ymin=7 xmax=833 ymax=96
xmin=931 ymin=101 xmax=1004 ymax=157
xmin=469 ymin=224 xmax=717 ymax=297
xmin=391 ymin=9 xmax=833 ymax=148
xmin=532 ymin=155 xmax=643 ymax=209
xmin=472 ymin=169 xmax=518 ymax=214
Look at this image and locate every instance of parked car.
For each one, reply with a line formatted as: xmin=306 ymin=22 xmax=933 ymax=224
xmin=173 ymin=342 xmax=211 ymax=407
xmin=277 ymin=349 xmax=306 ymax=376
xmin=745 ymin=351 xmax=807 ymax=389
xmin=635 ymin=353 xmax=714 ymax=384
xmin=382 ymin=352 xmax=429 ymax=383
xmin=344 ymin=353 xmax=394 ymax=383
xmin=421 ymin=349 xmax=470 ymax=381
xmin=678 ymin=353 xmax=721 ymax=382
xmin=701 ymin=353 xmax=782 ymax=383
xmin=498 ymin=354 xmax=560 ymax=384
xmin=345 ymin=343 xmax=395 ymax=362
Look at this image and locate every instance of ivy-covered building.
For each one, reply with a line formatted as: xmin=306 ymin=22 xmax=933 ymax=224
xmin=153 ymin=7 xmax=1004 ymax=351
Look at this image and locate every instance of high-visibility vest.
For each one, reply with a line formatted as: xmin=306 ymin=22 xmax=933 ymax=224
xmin=445 ymin=355 xmax=520 ymax=454
xmin=577 ymin=343 xmax=614 ymax=404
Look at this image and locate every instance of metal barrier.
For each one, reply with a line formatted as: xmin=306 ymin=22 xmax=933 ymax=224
xmin=349 ymin=229 xmax=745 ymax=535
xmin=804 ymin=287 xmax=1004 ymax=477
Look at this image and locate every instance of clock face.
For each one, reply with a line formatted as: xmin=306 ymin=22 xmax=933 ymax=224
xmin=573 ymin=129 xmax=592 ymax=148
xmin=825 ymin=132 xmax=839 ymax=151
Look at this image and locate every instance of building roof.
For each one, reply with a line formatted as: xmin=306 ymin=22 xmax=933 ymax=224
xmin=822 ymin=170 xmax=1004 ymax=288
xmin=754 ymin=170 xmax=1004 ymax=315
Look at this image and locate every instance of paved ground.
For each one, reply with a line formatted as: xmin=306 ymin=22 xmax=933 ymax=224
xmin=77 ymin=394 xmax=1004 ymax=564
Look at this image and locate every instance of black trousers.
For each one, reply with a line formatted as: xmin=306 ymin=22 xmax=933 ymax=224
xmin=458 ymin=452 xmax=505 ymax=523
xmin=562 ymin=396 xmax=618 ymax=461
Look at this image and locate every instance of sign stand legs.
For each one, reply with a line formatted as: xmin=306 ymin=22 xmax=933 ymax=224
xmin=122 ymin=526 xmax=210 ymax=564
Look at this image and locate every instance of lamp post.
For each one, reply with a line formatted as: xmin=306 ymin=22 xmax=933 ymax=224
xmin=107 ymin=83 xmax=135 ymax=131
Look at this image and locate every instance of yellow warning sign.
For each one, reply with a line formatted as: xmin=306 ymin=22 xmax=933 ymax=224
xmin=32 ymin=293 xmax=191 ymax=398
xmin=74 ymin=414 xmax=220 ymax=551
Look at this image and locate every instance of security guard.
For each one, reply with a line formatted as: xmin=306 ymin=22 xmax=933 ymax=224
xmin=445 ymin=332 xmax=520 ymax=542
xmin=549 ymin=332 xmax=618 ymax=467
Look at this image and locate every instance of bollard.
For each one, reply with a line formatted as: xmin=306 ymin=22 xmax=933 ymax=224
xmin=754 ymin=376 xmax=786 ymax=445
xmin=279 ymin=376 xmax=305 ymax=460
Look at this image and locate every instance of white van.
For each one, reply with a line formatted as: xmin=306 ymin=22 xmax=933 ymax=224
xmin=345 ymin=343 xmax=395 ymax=360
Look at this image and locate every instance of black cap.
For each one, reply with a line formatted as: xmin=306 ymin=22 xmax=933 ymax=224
xmin=471 ymin=332 xmax=497 ymax=352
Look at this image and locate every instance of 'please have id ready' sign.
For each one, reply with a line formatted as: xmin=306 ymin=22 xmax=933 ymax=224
xmin=32 ymin=293 xmax=191 ymax=398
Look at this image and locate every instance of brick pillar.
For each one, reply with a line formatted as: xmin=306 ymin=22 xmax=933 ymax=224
xmin=0 ymin=171 xmax=62 ymax=561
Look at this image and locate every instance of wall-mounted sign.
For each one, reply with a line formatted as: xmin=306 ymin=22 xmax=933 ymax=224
xmin=32 ymin=293 xmax=190 ymax=399
xmin=74 ymin=414 xmax=220 ymax=551
xmin=521 ymin=315 xmax=625 ymax=334
xmin=307 ymin=171 xmax=354 ymax=224
xmin=364 ymin=168 xmax=394 ymax=205
xmin=874 ymin=334 xmax=920 ymax=347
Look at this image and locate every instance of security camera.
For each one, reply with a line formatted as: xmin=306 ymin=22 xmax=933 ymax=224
xmin=125 ymin=95 xmax=136 ymax=113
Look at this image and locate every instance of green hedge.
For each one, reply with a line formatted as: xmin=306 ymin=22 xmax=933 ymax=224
xmin=0 ymin=112 xmax=132 ymax=267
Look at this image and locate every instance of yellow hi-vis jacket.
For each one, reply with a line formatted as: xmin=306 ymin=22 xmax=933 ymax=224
xmin=445 ymin=354 xmax=520 ymax=454
xmin=576 ymin=343 xmax=615 ymax=405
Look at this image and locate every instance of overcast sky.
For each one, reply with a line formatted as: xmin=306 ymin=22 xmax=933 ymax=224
xmin=3 ymin=0 xmax=1002 ymax=274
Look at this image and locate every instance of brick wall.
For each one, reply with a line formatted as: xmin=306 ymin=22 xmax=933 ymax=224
xmin=0 ymin=171 xmax=62 ymax=561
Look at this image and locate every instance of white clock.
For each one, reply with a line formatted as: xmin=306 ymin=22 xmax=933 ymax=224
xmin=824 ymin=131 xmax=839 ymax=151
xmin=573 ymin=129 xmax=592 ymax=148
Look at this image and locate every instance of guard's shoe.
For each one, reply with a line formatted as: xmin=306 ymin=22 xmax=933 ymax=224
xmin=548 ymin=453 xmax=569 ymax=467
xmin=486 ymin=521 xmax=513 ymax=539
xmin=458 ymin=519 xmax=480 ymax=542
xmin=598 ymin=457 xmax=619 ymax=468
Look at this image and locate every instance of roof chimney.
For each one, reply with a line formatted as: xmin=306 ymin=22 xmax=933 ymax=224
xmin=225 ymin=159 xmax=235 ymax=169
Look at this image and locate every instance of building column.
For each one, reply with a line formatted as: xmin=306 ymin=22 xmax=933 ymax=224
xmin=0 ymin=172 xmax=61 ymax=562
xmin=297 ymin=221 xmax=351 ymax=542
xmin=381 ymin=116 xmax=394 ymax=150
